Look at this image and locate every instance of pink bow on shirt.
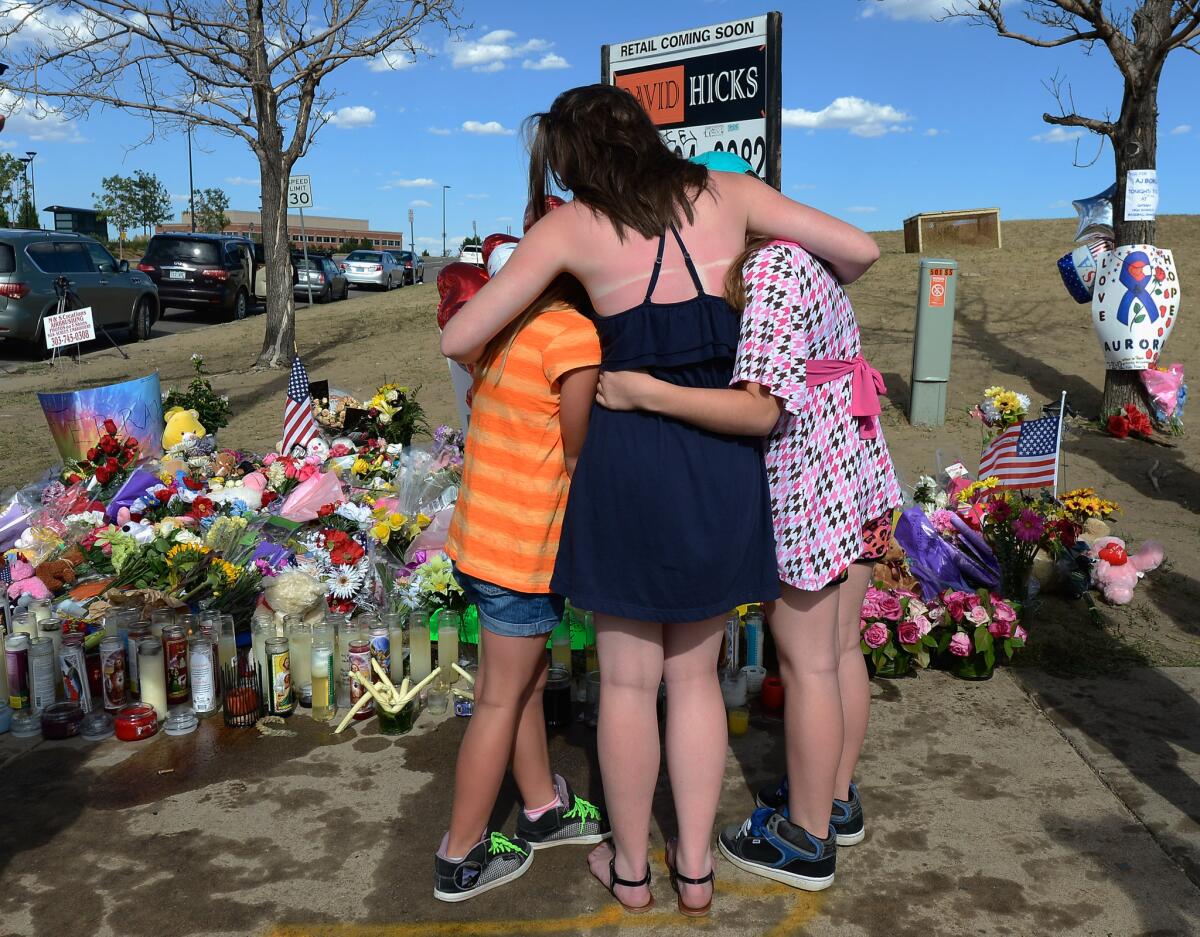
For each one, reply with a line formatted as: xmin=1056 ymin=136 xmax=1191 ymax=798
xmin=805 ymin=355 xmax=887 ymax=439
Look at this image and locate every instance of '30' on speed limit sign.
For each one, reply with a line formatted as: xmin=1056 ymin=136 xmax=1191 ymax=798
xmin=288 ymin=175 xmax=313 ymax=209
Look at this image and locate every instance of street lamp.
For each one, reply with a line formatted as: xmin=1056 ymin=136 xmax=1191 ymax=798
xmin=25 ymin=151 xmax=37 ymax=228
xmin=187 ymin=125 xmax=196 ymax=232
xmin=442 ymin=184 xmax=450 ymax=258
xmin=18 ymin=156 xmax=31 ymax=227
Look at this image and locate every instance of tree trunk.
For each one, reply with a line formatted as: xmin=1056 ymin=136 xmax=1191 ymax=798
xmin=1101 ymin=58 xmax=1162 ymax=416
xmin=255 ymin=155 xmax=296 ymax=369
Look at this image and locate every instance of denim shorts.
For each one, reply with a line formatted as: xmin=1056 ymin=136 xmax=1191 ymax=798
xmin=452 ymin=565 xmax=565 ymax=638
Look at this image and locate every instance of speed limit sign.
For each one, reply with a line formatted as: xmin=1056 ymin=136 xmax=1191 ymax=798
xmin=287 ymin=175 xmax=313 ymax=209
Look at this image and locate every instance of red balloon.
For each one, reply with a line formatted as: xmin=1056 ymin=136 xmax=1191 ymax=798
xmin=436 ymin=262 xmax=489 ymax=331
xmin=482 ymin=233 xmax=520 ymax=268
xmin=523 ymin=195 xmax=567 ymax=233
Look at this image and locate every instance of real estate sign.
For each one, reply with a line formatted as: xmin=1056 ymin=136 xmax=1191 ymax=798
xmin=603 ymin=12 xmax=782 ymax=188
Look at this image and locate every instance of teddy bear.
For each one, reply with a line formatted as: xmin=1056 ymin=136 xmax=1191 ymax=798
xmin=6 ymin=555 xmax=52 ymax=604
xmin=162 ymin=407 xmax=208 ymax=450
xmin=1087 ymin=536 xmax=1165 ymax=605
xmin=34 ymin=546 xmax=83 ymax=593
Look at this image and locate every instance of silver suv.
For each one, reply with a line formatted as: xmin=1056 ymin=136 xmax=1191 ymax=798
xmin=0 ymin=229 xmax=160 ymax=351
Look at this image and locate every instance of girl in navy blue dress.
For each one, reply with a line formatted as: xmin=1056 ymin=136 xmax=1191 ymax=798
xmin=442 ymin=84 xmax=880 ymax=916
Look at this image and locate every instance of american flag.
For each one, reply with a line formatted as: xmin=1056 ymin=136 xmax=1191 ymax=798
xmin=282 ymin=356 xmax=320 ymax=456
xmin=979 ymin=413 xmax=1063 ymax=491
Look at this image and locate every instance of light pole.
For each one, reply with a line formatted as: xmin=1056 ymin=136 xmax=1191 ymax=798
xmin=408 ymin=207 xmax=414 ymax=255
xmin=187 ymin=125 xmax=196 ymax=232
xmin=442 ymin=184 xmax=450 ymax=257
xmin=25 ymin=151 xmax=37 ymax=228
xmin=19 ymin=156 xmax=31 ymax=227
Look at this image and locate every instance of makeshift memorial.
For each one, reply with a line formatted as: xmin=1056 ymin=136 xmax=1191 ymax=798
xmin=1091 ymin=245 xmax=1180 ymax=370
xmin=932 ymin=588 xmax=1025 ymax=680
xmin=859 ymin=585 xmax=940 ymax=676
xmin=1086 ymin=536 xmax=1164 ymax=605
xmin=38 ymin=373 xmax=165 ymax=463
xmin=893 ymin=506 xmax=1001 ymax=602
xmin=969 ymin=386 xmax=1030 ymax=435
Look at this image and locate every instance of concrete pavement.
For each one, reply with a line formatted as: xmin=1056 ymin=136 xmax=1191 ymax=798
xmin=1 ymin=667 xmax=1197 ymax=936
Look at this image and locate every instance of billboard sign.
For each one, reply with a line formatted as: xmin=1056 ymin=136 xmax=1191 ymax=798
xmin=603 ymin=12 xmax=782 ymax=188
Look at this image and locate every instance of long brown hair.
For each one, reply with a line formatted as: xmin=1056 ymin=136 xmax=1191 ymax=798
xmin=476 ymin=274 xmax=594 ymax=384
xmin=724 ymin=237 xmax=776 ymax=312
xmin=525 ymin=84 xmax=710 ymax=240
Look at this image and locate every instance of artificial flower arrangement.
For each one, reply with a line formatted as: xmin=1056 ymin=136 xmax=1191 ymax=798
xmin=970 ymin=386 xmax=1030 ymax=434
xmin=933 ymin=588 xmax=1025 ymax=678
xmin=859 ymin=585 xmax=941 ymax=676
xmin=162 ymin=354 xmax=232 ymax=433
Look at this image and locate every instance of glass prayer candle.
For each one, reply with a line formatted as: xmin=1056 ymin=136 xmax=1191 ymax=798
xmin=286 ymin=617 xmax=313 ymax=708
xmin=408 ymin=611 xmax=431 ymax=682
xmin=383 ymin=610 xmax=406 ymax=685
xmin=728 ymin=706 xmax=750 ymax=737
xmin=252 ymin=619 xmax=274 ymax=692
xmin=438 ymin=611 xmax=460 ymax=683
xmin=149 ymin=608 xmax=176 ymax=639
xmin=217 ymin=615 xmax=237 ymax=671
xmin=137 ymin=639 xmax=168 ymax=720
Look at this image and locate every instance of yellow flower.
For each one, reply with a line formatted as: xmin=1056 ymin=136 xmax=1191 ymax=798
xmin=352 ymin=458 xmax=371 ymax=475
xmin=983 ymin=386 xmax=1005 ymax=398
xmin=387 ymin=512 xmax=407 ymax=531
xmin=166 ymin=543 xmax=209 ymax=566
xmin=371 ymin=522 xmax=391 ymax=543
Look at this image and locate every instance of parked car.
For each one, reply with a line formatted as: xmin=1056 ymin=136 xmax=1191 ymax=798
xmin=293 ymin=255 xmax=348 ymax=303
xmin=251 ymin=241 xmax=299 ymax=308
xmin=459 ymin=244 xmax=484 ymax=267
xmin=137 ymin=232 xmax=255 ymax=320
xmin=0 ymin=228 xmax=159 ymax=352
xmin=340 ymin=249 xmax=402 ymax=291
xmin=386 ymin=249 xmax=424 ymax=285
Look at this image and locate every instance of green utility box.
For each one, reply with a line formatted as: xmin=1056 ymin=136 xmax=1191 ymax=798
xmin=908 ymin=258 xmax=958 ymax=426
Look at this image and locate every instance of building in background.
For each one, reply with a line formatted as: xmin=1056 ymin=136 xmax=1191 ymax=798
xmin=156 ymin=210 xmax=405 ymax=249
xmin=45 ymin=205 xmax=110 ymax=241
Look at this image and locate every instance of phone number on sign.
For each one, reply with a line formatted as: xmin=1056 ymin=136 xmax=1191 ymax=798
xmin=660 ymin=129 xmax=767 ymax=176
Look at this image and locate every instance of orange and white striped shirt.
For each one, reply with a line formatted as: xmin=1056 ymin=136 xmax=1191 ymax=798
xmin=445 ymin=304 xmax=601 ymax=593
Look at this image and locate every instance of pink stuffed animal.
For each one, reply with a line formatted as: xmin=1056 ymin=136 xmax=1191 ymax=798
xmin=1088 ymin=536 xmax=1165 ymax=605
xmin=6 ymin=556 xmax=52 ymax=604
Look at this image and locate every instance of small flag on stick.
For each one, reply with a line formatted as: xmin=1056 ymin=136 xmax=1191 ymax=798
xmin=282 ymin=356 xmax=320 ymax=456
xmin=979 ymin=405 xmax=1064 ymax=492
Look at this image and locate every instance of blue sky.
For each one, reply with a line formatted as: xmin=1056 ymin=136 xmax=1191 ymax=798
xmin=3 ymin=0 xmax=1197 ymax=250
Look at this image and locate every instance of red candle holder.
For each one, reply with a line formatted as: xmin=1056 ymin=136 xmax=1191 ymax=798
xmin=760 ymin=676 xmax=785 ymax=713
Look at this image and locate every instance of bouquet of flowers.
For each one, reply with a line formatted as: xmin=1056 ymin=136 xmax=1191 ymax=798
xmin=893 ymin=505 xmax=1001 ymax=601
xmin=1058 ymin=488 xmax=1120 ymax=526
xmin=162 ymin=354 xmax=232 ymax=432
xmin=1140 ymin=363 xmax=1187 ymax=436
xmin=934 ymin=588 xmax=1025 ymax=675
xmin=363 ymin=383 xmax=428 ymax=447
xmin=859 ymin=585 xmax=940 ymax=675
xmin=62 ymin=419 xmax=141 ymax=495
xmin=1103 ymin=402 xmax=1154 ymax=441
xmin=971 ymin=490 xmax=1079 ymax=600
xmin=912 ymin=474 xmax=949 ymax=513
xmin=391 ymin=550 xmax=467 ymax=616
xmin=970 ymin=386 xmax=1030 ymax=434
xmin=350 ymin=438 xmax=403 ymax=491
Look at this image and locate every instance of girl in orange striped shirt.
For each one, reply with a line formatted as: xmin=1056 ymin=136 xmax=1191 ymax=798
xmin=434 ymin=266 xmax=607 ymax=903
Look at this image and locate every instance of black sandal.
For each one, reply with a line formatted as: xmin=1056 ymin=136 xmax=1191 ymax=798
xmin=666 ymin=839 xmax=715 ymax=917
xmin=606 ymin=855 xmax=654 ymax=914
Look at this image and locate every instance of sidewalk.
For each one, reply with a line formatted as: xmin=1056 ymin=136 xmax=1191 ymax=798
xmin=0 ymin=668 xmax=1197 ymax=936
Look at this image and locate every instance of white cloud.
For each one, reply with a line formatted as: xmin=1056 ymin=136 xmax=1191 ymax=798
xmin=462 ymin=120 xmax=515 ymax=136
xmin=427 ymin=126 xmax=452 ymax=136
xmin=861 ymin=0 xmax=958 ymax=20
xmin=0 ymin=89 xmax=86 ymax=143
xmin=224 ymin=175 xmax=259 ymax=186
xmin=382 ymin=177 xmax=437 ymax=190
xmin=1170 ymin=124 xmax=1192 ymax=136
xmin=326 ymin=105 xmax=376 ymax=129
xmin=523 ymin=53 xmax=570 ymax=70
xmin=410 ymin=199 xmax=432 ymax=208
xmin=495 ymin=216 xmax=514 ymax=223
xmin=449 ymin=28 xmax=559 ymax=73
xmin=846 ymin=206 xmax=879 ymax=214
xmin=170 ymin=193 xmax=190 ymax=205
xmin=366 ymin=43 xmax=427 ymax=72
xmin=782 ymin=97 xmax=912 ymax=138
xmin=924 ymin=128 xmax=945 ymax=137
xmin=1031 ymin=126 xmax=1085 ymax=144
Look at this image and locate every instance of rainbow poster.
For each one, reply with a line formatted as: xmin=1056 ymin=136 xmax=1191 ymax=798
xmin=38 ymin=373 xmax=164 ymax=462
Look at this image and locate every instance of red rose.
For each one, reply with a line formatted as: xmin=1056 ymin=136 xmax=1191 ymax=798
xmin=100 ymin=436 xmax=119 ymax=456
xmin=1106 ymin=414 xmax=1130 ymax=439
xmin=1055 ymin=520 xmax=1078 ymax=548
xmin=86 ymin=447 xmax=99 ymax=462
xmin=104 ymin=419 xmax=118 ymax=435
xmin=317 ymin=503 xmax=336 ymax=518
xmin=183 ymin=476 xmax=203 ymax=491
xmin=123 ymin=437 xmax=138 ymax=451
xmin=155 ymin=488 xmax=173 ymax=502
xmin=261 ymin=490 xmax=278 ymax=506
xmin=105 ymin=457 xmax=118 ymax=472
xmin=67 ymin=473 xmax=83 ymax=485
xmin=95 ymin=466 xmax=112 ymax=484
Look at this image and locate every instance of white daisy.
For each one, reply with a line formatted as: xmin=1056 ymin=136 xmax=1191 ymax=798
xmin=329 ymin=564 xmax=366 ymax=599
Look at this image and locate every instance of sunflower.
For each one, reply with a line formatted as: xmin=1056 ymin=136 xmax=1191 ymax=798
xmin=213 ymin=559 xmax=240 ymax=584
xmin=166 ymin=543 xmax=210 ymax=566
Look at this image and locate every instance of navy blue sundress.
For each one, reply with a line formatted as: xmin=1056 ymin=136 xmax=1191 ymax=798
xmin=551 ymin=224 xmax=780 ymax=623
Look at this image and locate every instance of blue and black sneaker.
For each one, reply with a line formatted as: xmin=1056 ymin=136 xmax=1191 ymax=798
xmin=756 ymin=778 xmax=866 ymax=847
xmin=718 ymin=807 xmax=836 ymax=891
xmin=433 ymin=832 xmax=533 ymax=903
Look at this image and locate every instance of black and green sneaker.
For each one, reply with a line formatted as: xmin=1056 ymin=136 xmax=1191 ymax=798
xmin=516 ymin=774 xmax=610 ymax=850
xmin=433 ymin=832 xmax=533 ymax=903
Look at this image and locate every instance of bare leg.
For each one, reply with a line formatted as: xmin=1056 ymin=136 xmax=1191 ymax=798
xmin=662 ymin=614 xmax=726 ymax=909
xmin=770 ymin=582 xmax=842 ymax=839
xmin=445 ymin=630 xmax=551 ymax=857
xmin=586 ymin=615 xmax=663 ymax=909
xmin=509 ymin=653 xmax=555 ymax=808
xmin=834 ymin=565 xmax=873 ymax=800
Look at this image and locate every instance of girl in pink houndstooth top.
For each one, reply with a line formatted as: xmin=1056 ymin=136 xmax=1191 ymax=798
xmin=598 ymin=234 xmax=901 ymax=892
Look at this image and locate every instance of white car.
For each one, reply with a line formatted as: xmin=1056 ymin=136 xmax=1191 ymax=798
xmin=341 ymin=249 xmax=403 ymax=290
xmin=460 ymin=245 xmax=484 ymax=267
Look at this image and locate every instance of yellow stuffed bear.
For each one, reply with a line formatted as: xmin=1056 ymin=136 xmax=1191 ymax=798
xmin=162 ymin=407 xmax=208 ymax=450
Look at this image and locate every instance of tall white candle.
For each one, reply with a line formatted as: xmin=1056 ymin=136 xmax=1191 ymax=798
xmin=137 ymin=639 xmax=168 ymax=720
xmin=409 ymin=612 xmax=431 ymax=681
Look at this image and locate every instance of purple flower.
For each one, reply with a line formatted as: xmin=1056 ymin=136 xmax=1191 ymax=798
xmin=1013 ymin=509 xmax=1045 ymax=543
xmin=948 ymin=633 xmax=972 ymax=657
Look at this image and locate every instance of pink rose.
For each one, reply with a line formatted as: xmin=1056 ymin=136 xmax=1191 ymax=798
xmin=912 ymin=614 xmax=933 ymax=637
xmin=966 ymin=605 xmax=990 ymax=626
xmin=991 ymin=600 xmax=1016 ymax=623
xmin=297 ymin=463 xmax=319 ymax=482
xmin=862 ymin=622 xmax=889 ymax=649
xmin=262 ymin=453 xmax=278 ymax=466
xmin=860 ymin=587 xmax=888 ymax=619
xmin=987 ymin=618 xmax=1012 ymax=639
xmin=944 ymin=591 xmax=969 ymax=622
xmin=859 ymin=617 xmax=871 ymax=634
xmin=948 ymin=632 xmax=972 ymax=657
xmin=965 ymin=592 xmax=982 ymax=610
xmin=897 ymin=622 xmax=921 ymax=646
xmin=875 ymin=594 xmax=902 ymax=621
xmin=1015 ymin=625 xmax=1028 ymax=642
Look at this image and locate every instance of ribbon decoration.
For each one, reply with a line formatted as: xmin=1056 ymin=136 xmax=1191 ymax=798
xmin=805 ymin=355 xmax=887 ymax=439
xmin=1115 ymin=250 xmax=1159 ymax=327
